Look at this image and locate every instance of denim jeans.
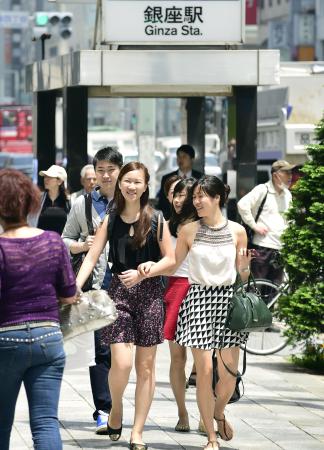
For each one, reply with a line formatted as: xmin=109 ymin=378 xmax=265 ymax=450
xmin=0 ymin=326 xmax=65 ymax=450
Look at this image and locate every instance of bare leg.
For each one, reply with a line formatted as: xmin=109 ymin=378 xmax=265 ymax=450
xmin=169 ymin=341 xmax=189 ymax=428
xmin=131 ymin=345 xmax=157 ymax=445
xmin=213 ymin=346 xmax=240 ymax=440
xmin=108 ymin=343 xmax=133 ymax=429
xmin=191 ymin=348 xmax=218 ymax=445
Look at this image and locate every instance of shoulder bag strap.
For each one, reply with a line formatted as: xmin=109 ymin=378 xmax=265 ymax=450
xmin=84 ymin=193 xmax=94 ymax=235
xmin=255 ymin=185 xmax=268 ymax=222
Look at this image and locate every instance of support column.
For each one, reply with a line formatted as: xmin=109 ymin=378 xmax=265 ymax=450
xmin=235 ymin=86 xmax=257 ymax=200
xmin=64 ymin=87 xmax=88 ymax=193
xmin=33 ymin=91 xmax=56 ymax=186
xmin=186 ymin=97 xmax=205 ymax=174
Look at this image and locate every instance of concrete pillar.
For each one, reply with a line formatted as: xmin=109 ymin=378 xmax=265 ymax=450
xmin=235 ymin=86 xmax=257 ymax=200
xmin=33 ymin=91 xmax=56 ymax=186
xmin=63 ymin=87 xmax=88 ymax=193
xmin=186 ymin=97 xmax=205 ymax=174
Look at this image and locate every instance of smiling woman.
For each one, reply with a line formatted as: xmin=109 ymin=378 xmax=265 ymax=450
xmin=75 ymin=161 xmax=175 ymax=449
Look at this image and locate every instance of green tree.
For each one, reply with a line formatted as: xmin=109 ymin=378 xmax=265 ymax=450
xmin=279 ymin=117 xmax=324 ymax=365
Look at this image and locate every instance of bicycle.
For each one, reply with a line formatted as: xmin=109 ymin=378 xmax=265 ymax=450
xmin=240 ymin=275 xmax=290 ymax=355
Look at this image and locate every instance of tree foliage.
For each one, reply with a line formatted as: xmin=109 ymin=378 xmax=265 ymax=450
xmin=279 ymin=117 xmax=324 ymax=350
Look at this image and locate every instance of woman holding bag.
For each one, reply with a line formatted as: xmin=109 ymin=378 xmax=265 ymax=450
xmin=76 ymin=161 xmax=174 ymax=450
xmin=0 ymin=169 xmax=76 ymax=450
xmin=139 ymin=175 xmax=253 ymax=450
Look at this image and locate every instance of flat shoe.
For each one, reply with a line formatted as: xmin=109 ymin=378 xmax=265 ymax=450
xmin=175 ymin=419 xmax=190 ymax=432
xmin=214 ymin=413 xmax=233 ymax=441
xmin=129 ymin=442 xmax=148 ymax=450
xmin=203 ymin=440 xmax=219 ymax=450
xmin=198 ymin=418 xmax=207 ymax=435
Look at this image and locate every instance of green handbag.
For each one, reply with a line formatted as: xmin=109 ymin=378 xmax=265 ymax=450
xmin=225 ymin=274 xmax=272 ymax=332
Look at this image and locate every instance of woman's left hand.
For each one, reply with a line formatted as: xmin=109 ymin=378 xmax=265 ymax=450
xmin=118 ymin=270 xmax=143 ymax=289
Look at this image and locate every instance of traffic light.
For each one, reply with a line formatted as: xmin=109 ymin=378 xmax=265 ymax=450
xmin=34 ymin=11 xmax=73 ymax=39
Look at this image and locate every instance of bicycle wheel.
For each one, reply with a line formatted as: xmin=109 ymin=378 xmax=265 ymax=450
xmin=240 ymin=279 xmax=289 ymax=355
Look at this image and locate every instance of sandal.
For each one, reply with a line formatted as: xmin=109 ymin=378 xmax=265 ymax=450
xmin=203 ymin=440 xmax=219 ymax=450
xmin=129 ymin=441 xmax=148 ymax=450
xmin=214 ymin=414 xmax=233 ymax=441
xmin=107 ymin=416 xmax=123 ymax=441
xmin=175 ymin=419 xmax=190 ymax=432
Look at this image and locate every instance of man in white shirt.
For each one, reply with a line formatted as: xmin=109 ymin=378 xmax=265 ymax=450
xmin=237 ymin=160 xmax=294 ymax=284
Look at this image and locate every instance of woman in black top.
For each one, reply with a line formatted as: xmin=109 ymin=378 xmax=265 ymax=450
xmin=76 ymin=162 xmax=175 ymax=450
xmin=37 ymin=165 xmax=70 ymax=235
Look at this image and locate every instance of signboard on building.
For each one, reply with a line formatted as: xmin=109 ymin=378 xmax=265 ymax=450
xmin=103 ymin=0 xmax=245 ymax=44
xmin=0 ymin=12 xmax=29 ymax=29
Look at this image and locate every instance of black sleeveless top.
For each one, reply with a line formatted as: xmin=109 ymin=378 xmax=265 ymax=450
xmin=108 ymin=210 xmax=163 ymax=274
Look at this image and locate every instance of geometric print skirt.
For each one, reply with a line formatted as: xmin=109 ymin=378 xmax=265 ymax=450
xmin=174 ymin=284 xmax=248 ymax=350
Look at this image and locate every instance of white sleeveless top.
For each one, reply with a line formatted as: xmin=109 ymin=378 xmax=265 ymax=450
xmin=188 ymin=220 xmax=236 ymax=287
xmin=171 ymin=235 xmax=189 ymax=278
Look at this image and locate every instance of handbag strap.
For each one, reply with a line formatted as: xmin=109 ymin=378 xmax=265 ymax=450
xmin=84 ymin=193 xmax=94 ymax=235
xmin=218 ymin=344 xmax=247 ymax=378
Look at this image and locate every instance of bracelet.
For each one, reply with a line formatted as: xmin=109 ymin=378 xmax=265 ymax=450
xmin=240 ymin=267 xmax=250 ymax=273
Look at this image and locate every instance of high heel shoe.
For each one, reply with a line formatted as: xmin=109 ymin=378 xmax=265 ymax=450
xmin=107 ymin=416 xmax=123 ymax=441
xmin=214 ymin=413 xmax=233 ymax=441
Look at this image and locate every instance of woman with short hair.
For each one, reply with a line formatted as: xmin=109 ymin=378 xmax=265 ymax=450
xmin=0 ymin=168 xmax=77 ymax=450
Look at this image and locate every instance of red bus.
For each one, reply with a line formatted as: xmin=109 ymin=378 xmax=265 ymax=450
xmin=0 ymin=105 xmax=32 ymax=154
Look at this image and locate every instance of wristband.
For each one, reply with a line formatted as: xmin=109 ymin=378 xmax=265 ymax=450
xmin=240 ymin=266 xmax=250 ymax=273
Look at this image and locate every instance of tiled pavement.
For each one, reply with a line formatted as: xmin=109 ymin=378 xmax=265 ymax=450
xmin=10 ymin=335 xmax=324 ymax=450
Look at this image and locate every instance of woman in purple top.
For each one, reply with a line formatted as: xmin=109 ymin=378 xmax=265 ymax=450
xmin=0 ymin=169 xmax=77 ymax=450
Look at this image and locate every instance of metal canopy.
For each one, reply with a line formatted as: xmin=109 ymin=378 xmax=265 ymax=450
xmin=26 ymin=49 xmax=280 ymax=96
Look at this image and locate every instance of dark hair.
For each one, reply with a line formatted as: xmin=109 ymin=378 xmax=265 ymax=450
xmin=193 ymin=175 xmax=230 ymax=208
xmin=93 ymin=147 xmax=123 ymax=169
xmin=176 ymin=144 xmax=195 ymax=159
xmin=113 ymin=161 xmax=152 ymax=248
xmin=0 ymin=169 xmax=41 ymax=223
xmin=164 ymin=174 xmax=182 ymax=197
xmin=169 ymin=177 xmax=198 ymax=237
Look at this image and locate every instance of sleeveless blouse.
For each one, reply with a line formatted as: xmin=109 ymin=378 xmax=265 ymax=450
xmin=188 ymin=220 xmax=236 ymax=287
xmin=171 ymin=235 xmax=189 ymax=278
xmin=108 ymin=214 xmax=161 ymax=273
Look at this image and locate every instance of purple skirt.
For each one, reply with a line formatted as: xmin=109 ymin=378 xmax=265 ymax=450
xmin=101 ymin=275 xmax=164 ymax=347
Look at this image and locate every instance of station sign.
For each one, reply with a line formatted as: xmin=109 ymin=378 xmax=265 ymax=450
xmin=103 ymin=0 xmax=245 ymax=45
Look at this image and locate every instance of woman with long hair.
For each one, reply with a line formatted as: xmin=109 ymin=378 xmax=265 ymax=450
xmin=139 ymin=175 xmax=253 ymax=450
xmin=76 ymin=162 xmax=174 ymax=450
xmin=0 ymin=169 xmax=76 ymax=450
xmin=164 ymin=177 xmax=197 ymax=432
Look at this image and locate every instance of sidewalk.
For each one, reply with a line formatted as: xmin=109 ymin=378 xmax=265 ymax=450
xmin=11 ymin=338 xmax=324 ymax=450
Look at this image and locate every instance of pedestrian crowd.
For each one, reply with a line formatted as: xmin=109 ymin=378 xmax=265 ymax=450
xmin=0 ymin=145 xmax=294 ymax=450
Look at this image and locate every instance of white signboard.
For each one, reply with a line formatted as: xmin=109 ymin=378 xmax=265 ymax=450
xmin=103 ymin=0 xmax=245 ymax=45
xmin=0 ymin=12 xmax=29 ymax=29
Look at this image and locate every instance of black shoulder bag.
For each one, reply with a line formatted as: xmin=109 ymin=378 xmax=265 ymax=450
xmin=241 ymin=185 xmax=268 ymax=248
xmin=70 ymin=193 xmax=94 ymax=292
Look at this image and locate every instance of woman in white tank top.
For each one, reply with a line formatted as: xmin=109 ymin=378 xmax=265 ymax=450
xmin=139 ymin=176 xmax=253 ymax=450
